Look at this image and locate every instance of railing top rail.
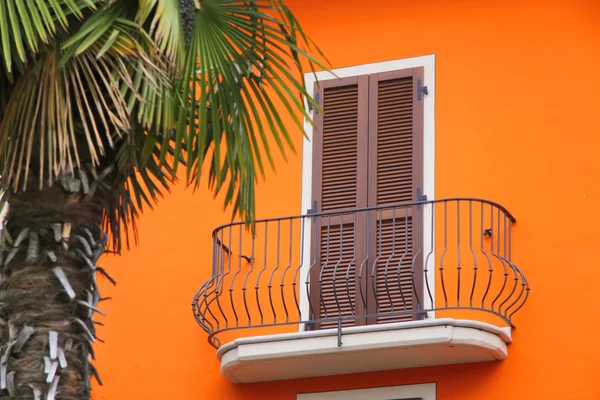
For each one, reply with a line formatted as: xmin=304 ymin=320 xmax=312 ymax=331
xmin=211 ymin=197 xmax=516 ymax=237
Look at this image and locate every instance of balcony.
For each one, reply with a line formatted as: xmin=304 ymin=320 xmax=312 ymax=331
xmin=192 ymin=198 xmax=529 ymax=383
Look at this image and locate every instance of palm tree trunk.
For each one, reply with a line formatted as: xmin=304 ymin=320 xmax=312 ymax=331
xmin=0 ymin=183 xmax=109 ymax=400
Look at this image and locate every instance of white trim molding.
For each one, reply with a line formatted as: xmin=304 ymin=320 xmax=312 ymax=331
xmin=218 ymin=319 xmax=510 ymax=383
xmin=297 ymin=383 xmax=436 ymax=400
xmin=299 ymin=55 xmax=436 ymax=324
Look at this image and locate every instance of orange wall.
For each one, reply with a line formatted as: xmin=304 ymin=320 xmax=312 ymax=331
xmin=94 ymin=0 xmax=600 ymax=399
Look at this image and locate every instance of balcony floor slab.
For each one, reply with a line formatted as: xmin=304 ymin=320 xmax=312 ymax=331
xmin=217 ymin=318 xmax=512 ymax=383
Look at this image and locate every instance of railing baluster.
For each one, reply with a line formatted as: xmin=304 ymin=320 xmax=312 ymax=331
xmin=280 ymin=218 xmax=293 ymax=323
xmin=345 ymin=212 xmax=357 ymax=317
xmin=397 ymin=206 xmax=409 ymax=311
xmin=508 ymin=259 xmax=530 ymax=320
xmin=292 ymin=217 xmax=305 ymax=320
xmin=504 ymin=220 xmax=528 ymax=320
xmin=500 ymin=214 xmax=519 ymax=316
xmin=202 ymin=234 xmax=220 ymax=333
xmin=440 ymin=201 xmax=448 ymax=308
xmin=482 ymin=203 xmax=493 ymax=308
xmin=457 ymin=200 xmax=461 ymax=307
xmin=214 ymin=228 xmax=229 ymax=329
xmin=358 ymin=209 xmax=369 ymax=314
xmin=207 ymin=230 xmax=226 ymax=333
xmin=306 ymin=215 xmax=318 ymax=322
xmin=228 ymin=224 xmax=243 ymax=328
xmin=504 ymin=213 xmax=507 ymax=259
xmin=371 ymin=209 xmax=383 ymax=313
xmin=256 ymin=222 xmax=268 ymax=325
xmin=212 ymin=231 xmax=218 ymax=276
xmin=384 ymin=208 xmax=396 ymax=313
xmin=469 ymin=200 xmax=478 ymax=308
xmin=331 ymin=214 xmax=343 ymax=320
xmin=424 ymin=203 xmax=434 ymax=308
xmin=268 ymin=220 xmax=281 ymax=323
xmin=491 ymin=207 xmax=508 ymax=312
xmin=242 ymin=226 xmax=255 ymax=326
xmin=319 ymin=215 xmax=332 ymax=319
xmin=412 ymin=202 xmax=423 ymax=311
xmin=508 ymin=214 xmax=512 ymax=261
xmin=203 ymin=253 xmax=222 ymax=334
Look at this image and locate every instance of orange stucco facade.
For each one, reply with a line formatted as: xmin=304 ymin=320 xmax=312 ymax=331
xmin=94 ymin=1 xmax=600 ymax=399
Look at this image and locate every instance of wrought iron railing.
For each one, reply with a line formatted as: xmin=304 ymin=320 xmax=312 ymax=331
xmin=193 ymin=198 xmax=529 ymax=348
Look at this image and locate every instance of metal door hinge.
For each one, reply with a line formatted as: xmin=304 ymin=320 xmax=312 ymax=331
xmin=416 ymin=187 xmax=427 ymax=202
xmin=416 ymin=311 xmax=428 ymax=320
xmin=417 ymin=79 xmax=428 ymax=101
xmin=310 ymin=92 xmax=321 ymax=114
xmin=307 ymin=200 xmax=318 ymax=221
xmin=306 ymin=200 xmax=317 ymax=214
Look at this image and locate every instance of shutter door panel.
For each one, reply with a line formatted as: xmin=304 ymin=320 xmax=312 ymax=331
xmin=367 ymin=68 xmax=424 ymax=324
xmin=311 ymin=76 xmax=369 ymax=329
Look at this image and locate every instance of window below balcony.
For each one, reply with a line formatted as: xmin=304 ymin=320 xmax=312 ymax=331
xmin=298 ymin=383 xmax=436 ymax=400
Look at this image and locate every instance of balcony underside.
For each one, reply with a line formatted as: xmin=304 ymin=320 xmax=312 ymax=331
xmin=218 ymin=318 xmax=511 ymax=383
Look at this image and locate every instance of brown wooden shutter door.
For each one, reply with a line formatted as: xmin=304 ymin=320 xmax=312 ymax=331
xmin=366 ymin=67 xmax=424 ymax=324
xmin=310 ymin=76 xmax=368 ymax=329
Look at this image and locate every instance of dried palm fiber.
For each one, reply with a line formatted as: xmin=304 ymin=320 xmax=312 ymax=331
xmin=0 ymin=181 xmax=109 ymax=400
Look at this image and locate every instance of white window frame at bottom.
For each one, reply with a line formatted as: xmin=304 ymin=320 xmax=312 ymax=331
xmin=297 ymin=383 xmax=436 ymax=400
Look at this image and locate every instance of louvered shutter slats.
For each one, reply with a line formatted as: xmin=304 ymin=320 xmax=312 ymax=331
xmin=369 ymin=69 xmax=423 ymax=324
xmin=321 ymin=84 xmax=359 ymax=212
xmin=374 ymin=76 xmax=415 ymax=207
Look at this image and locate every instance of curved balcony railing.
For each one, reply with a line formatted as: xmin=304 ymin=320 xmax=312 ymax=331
xmin=193 ymin=198 xmax=530 ymax=348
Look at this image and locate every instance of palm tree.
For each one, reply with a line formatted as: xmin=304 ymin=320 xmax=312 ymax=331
xmin=0 ymin=0 xmax=321 ymax=398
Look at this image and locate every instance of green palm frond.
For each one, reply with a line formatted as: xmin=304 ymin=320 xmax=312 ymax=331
xmin=0 ymin=0 xmax=171 ymax=192
xmin=0 ymin=0 xmax=102 ymax=78
xmin=103 ymin=124 xmax=178 ymax=251
xmin=0 ymin=0 xmax=326 ymax=251
xmin=137 ymin=0 xmax=184 ymax=67
xmin=175 ymin=0 xmax=325 ymax=223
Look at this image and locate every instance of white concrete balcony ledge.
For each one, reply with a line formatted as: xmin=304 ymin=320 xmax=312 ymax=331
xmin=217 ymin=318 xmax=511 ymax=383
